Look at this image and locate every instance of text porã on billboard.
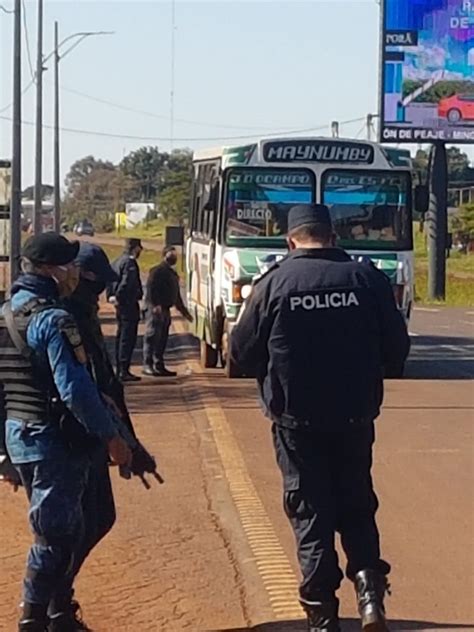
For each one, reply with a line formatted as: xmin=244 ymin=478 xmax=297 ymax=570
xmin=380 ymin=0 xmax=474 ymax=144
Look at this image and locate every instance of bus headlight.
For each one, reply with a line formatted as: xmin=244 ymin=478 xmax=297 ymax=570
xmin=241 ymin=285 xmax=252 ymax=300
xmin=231 ymin=282 xmax=252 ymax=303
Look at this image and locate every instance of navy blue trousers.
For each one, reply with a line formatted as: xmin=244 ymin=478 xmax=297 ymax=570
xmin=17 ymin=445 xmax=115 ymax=610
xmin=272 ymin=421 xmax=390 ymax=602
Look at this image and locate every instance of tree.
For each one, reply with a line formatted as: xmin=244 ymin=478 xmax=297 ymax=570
xmin=62 ymin=165 xmax=136 ymax=232
xmin=412 ymin=147 xmax=471 ymax=184
xmin=457 ymin=204 xmax=474 ymax=239
xmin=65 ymin=155 xmax=115 ymax=196
xmin=158 ymin=169 xmax=192 ymax=223
xmin=402 ymin=79 xmax=474 ymax=104
xmin=120 ymin=146 xmax=169 ymax=201
xmin=156 ymin=149 xmax=192 ymax=223
xmin=22 ymin=184 xmax=54 ymax=200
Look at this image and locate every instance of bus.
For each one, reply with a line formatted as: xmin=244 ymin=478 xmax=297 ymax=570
xmin=186 ymin=137 xmax=419 ymax=376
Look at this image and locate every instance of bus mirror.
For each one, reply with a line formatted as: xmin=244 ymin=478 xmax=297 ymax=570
xmin=414 ymin=185 xmax=429 ymax=215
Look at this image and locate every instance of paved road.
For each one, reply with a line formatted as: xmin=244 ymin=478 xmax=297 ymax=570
xmin=407 ymin=307 xmax=474 ymax=379
xmin=0 ymin=307 xmax=472 ymax=631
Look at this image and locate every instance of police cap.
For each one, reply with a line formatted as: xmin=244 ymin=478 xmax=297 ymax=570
xmin=75 ymin=242 xmax=118 ymax=283
xmin=125 ymin=238 xmax=143 ymax=252
xmin=22 ymin=232 xmax=80 ymax=266
xmin=288 ymin=204 xmax=332 ymax=233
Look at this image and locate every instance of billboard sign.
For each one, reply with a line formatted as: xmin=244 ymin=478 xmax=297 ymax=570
xmin=380 ymin=0 xmax=474 ymax=144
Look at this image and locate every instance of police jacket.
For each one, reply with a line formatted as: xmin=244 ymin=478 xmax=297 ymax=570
xmin=65 ymin=281 xmax=136 ymax=438
xmin=0 ymin=274 xmax=118 ymax=464
xmin=230 ymin=248 xmax=410 ymax=431
xmin=145 ymin=261 xmax=188 ymax=315
xmin=110 ymin=254 xmax=143 ymax=320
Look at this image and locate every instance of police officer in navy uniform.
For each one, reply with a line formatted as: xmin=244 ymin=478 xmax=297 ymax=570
xmin=0 ymin=233 xmax=131 ymax=632
xmin=230 ymin=204 xmax=410 ymax=632
xmin=110 ymin=238 xmax=143 ymax=382
xmin=142 ymin=246 xmax=193 ymax=377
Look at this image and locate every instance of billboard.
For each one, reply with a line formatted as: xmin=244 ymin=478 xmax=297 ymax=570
xmin=380 ymin=0 xmax=474 ymax=144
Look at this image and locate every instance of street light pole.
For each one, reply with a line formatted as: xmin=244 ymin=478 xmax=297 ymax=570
xmin=10 ymin=0 xmax=22 ymax=284
xmin=50 ymin=29 xmax=114 ymax=231
xmin=53 ymin=21 xmax=60 ymax=230
xmin=34 ymin=0 xmax=44 ymax=235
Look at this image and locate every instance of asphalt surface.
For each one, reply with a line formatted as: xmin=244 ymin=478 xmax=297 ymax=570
xmin=0 ymin=306 xmax=472 ymax=631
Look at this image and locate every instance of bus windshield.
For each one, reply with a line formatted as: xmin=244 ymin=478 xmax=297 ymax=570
xmin=322 ymin=170 xmax=412 ymax=251
xmin=225 ymin=168 xmax=313 ymax=246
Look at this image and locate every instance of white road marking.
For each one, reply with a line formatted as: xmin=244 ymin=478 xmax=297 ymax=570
xmin=413 ymin=307 xmax=440 ymax=313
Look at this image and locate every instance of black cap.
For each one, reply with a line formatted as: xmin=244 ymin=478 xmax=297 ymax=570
xmin=288 ymin=204 xmax=332 ymax=233
xmin=125 ymin=238 xmax=143 ymax=251
xmin=75 ymin=242 xmax=118 ymax=283
xmin=22 ymin=232 xmax=80 ymax=266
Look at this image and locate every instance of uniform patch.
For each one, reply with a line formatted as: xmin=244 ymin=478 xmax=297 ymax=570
xmin=289 ymin=291 xmax=360 ymax=311
xmin=58 ymin=317 xmax=87 ymax=364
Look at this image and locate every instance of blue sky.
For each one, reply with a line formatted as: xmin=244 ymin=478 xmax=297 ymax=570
xmin=0 ymin=1 xmax=470 ymax=189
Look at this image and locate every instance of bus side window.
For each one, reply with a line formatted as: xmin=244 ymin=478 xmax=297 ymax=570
xmin=193 ymin=162 xmax=220 ymax=241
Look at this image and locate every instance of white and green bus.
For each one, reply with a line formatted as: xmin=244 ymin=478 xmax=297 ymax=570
xmin=186 ymin=137 xmax=419 ymax=376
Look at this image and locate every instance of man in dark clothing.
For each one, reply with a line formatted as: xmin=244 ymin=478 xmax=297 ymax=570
xmin=110 ymin=238 xmax=143 ymax=382
xmin=60 ymin=242 xmax=161 ymax=628
xmin=0 ymin=233 xmax=131 ymax=632
xmin=230 ymin=204 xmax=410 ymax=632
xmin=142 ymin=246 xmax=192 ymax=377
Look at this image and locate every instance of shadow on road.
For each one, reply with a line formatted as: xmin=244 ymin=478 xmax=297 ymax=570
xmin=211 ymin=619 xmax=474 ymax=631
xmin=406 ymin=335 xmax=474 ymax=380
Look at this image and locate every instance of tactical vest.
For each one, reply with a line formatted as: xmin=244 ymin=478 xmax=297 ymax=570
xmin=0 ymin=299 xmax=54 ymax=422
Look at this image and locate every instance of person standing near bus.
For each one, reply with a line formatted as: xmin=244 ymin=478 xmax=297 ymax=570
xmin=230 ymin=204 xmax=410 ymax=631
xmin=142 ymin=246 xmax=192 ymax=377
xmin=109 ymin=239 xmax=143 ymax=382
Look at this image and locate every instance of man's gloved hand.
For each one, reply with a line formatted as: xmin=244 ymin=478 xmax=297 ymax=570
xmin=108 ymin=435 xmax=133 ymax=467
xmin=0 ymin=455 xmax=21 ymax=492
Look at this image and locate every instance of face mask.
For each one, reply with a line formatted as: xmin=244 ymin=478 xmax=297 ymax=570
xmin=84 ymin=279 xmax=106 ymax=297
xmin=53 ymin=265 xmax=80 ymax=297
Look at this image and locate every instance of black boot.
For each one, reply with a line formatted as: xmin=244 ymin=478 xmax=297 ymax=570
xmin=302 ymin=598 xmax=341 ymax=632
xmin=19 ymin=603 xmax=48 ymax=631
xmin=354 ymin=569 xmax=390 ymax=632
xmin=154 ymin=364 xmax=177 ymax=377
xmin=48 ymin=600 xmax=91 ymax=631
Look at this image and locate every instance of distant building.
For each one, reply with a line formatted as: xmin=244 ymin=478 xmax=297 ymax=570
xmin=21 ymin=195 xmax=54 ymax=232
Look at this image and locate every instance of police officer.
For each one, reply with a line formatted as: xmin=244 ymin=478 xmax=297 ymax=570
xmin=68 ymin=242 xmax=160 ymax=482
xmin=230 ymin=204 xmax=410 ymax=632
xmin=110 ymin=238 xmax=143 ymax=382
xmin=142 ymin=246 xmax=192 ymax=377
xmin=0 ymin=233 xmax=131 ymax=632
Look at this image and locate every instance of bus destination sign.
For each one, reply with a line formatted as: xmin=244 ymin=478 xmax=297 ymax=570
xmin=263 ymin=140 xmax=375 ymax=165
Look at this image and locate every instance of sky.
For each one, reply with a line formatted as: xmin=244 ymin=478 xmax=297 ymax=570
xmin=0 ymin=0 xmax=472 ymax=190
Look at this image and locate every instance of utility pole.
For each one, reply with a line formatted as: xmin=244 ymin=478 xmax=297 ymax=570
xmin=10 ymin=0 xmax=22 ymax=285
xmin=53 ymin=21 xmax=61 ymax=230
xmin=427 ymin=142 xmax=448 ymax=300
xmin=366 ymin=114 xmax=373 ymax=140
xmin=34 ymin=0 xmax=44 ymax=235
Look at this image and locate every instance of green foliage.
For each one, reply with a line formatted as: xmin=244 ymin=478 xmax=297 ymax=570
xmin=402 ymin=80 xmax=474 ymax=103
xmin=412 ymin=147 xmax=471 ymax=184
xmin=414 ymin=221 xmax=474 ymax=306
xmin=62 ymin=146 xmax=193 ymax=232
xmin=457 ymin=204 xmax=474 ymax=238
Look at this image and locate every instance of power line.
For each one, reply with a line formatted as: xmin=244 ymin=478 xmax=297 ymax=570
xmin=0 ymin=4 xmax=14 ymax=13
xmin=52 ymin=82 xmax=292 ymax=131
xmin=0 ymin=113 xmax=365 ymax=142
xmin=0 ymin=78 xmax=35 ymax=113
xmin=21 ymin=0 xmax=35 ymax=81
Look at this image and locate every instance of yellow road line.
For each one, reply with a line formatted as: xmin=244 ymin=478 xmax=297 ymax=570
xmin=174 ymin=321 xmax=303 ymax=622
